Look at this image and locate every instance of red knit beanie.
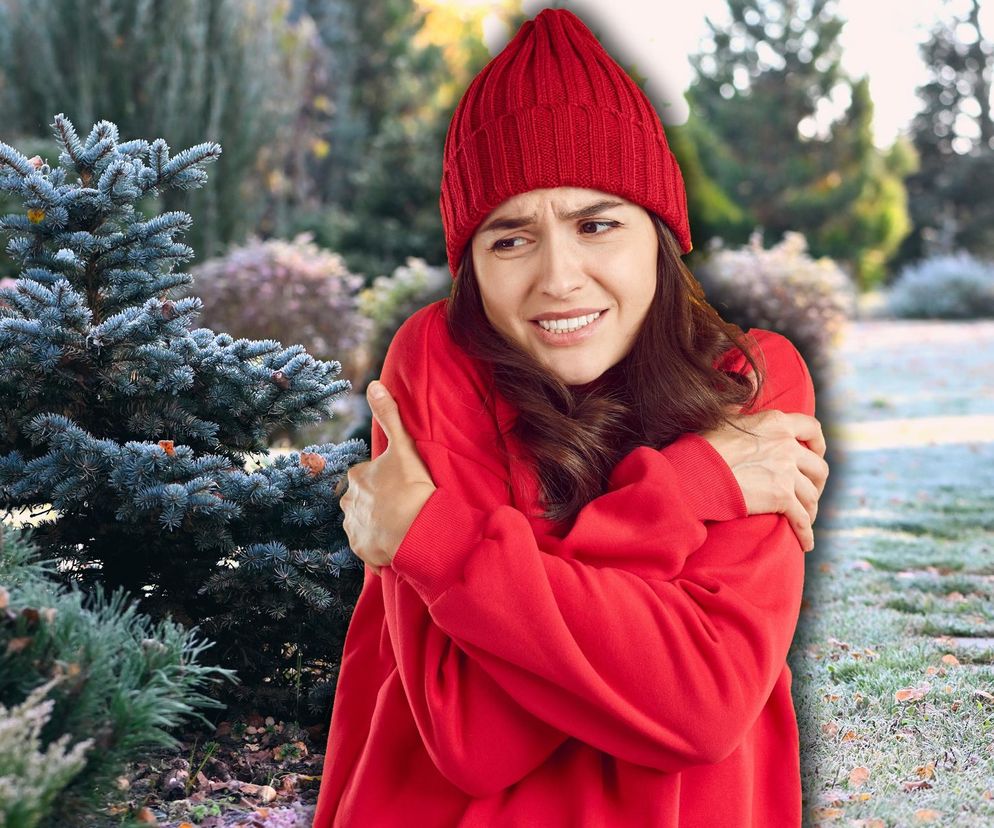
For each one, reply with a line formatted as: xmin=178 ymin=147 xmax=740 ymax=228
xmin=440 ymin=7 xmax=692 ymax=279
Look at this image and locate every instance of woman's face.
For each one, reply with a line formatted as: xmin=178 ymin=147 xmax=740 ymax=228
xmin=470 ymin=187 xmax=658 ymax=387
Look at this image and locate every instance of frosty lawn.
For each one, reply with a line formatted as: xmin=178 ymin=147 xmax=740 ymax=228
xmin=793 ymin=319 xmax=994 ymax=827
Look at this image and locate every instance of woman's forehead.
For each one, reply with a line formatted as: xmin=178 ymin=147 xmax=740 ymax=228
xmin=489 ymin=186 xmax=634 ymax=216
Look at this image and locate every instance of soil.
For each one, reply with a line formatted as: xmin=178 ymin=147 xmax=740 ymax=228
xmin=97 ymin=714 xmax=324 ymax=827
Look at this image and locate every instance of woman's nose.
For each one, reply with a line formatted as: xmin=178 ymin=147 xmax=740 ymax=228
xmin=536 ymin=231 xmax=583 ymax=297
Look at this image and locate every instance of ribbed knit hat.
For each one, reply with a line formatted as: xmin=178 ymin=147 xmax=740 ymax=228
xmin=440 ymin=7 xmax=692 ymax=278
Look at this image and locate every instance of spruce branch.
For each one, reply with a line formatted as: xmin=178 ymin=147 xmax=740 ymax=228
xmin=52 ymin=113 xmax=85 ymax=169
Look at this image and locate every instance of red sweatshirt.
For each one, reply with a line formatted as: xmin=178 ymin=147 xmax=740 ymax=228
xmin=313 ymin=299 xmax=815 ymax=827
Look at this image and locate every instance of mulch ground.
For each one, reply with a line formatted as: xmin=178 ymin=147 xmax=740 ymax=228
xmin=98 ymin=714 xmax=324 ymax=826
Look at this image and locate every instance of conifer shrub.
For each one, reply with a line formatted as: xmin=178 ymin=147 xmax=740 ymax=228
xmin=0 ymin=524 xmax=233 ymax=826
xmin=695 ymin=231 xmax=856 ymax=378
xmin=886 ymin=252 xmax=994 ymax=319
xmin=0 ymin=116 xmax=365 ymax=721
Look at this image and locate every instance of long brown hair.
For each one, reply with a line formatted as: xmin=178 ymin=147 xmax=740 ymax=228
xmin=446 ymin=213 xmax=767 ymax=525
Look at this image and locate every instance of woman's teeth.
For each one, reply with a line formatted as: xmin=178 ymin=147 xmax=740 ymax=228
xmin=536 ymin=311 xmax=601 ymax=333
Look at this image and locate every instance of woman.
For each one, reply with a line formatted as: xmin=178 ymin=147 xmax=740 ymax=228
xmin=313 ymin=8 xmax=828 ymax=827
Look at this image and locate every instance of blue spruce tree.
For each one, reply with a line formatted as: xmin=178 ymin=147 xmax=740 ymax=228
xmin=0 ymin=115 xmax=366 ymax=719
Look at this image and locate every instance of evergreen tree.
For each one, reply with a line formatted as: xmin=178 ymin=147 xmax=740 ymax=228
xmin=684 ymin=0 xmax=909 ymax=287
xmin=900 ymin=0 xmax=994 ymax=264
xmin=288 ymin=0 xmax=490 ymax=278
xmin=0 ymin=116 xmax=365 ymax=719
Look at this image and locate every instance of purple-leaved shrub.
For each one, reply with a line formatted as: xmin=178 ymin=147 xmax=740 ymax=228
xmin=186 ymin=234 xmax=373 ymax=378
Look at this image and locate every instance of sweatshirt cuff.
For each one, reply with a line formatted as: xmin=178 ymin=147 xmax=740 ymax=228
xmin=389 ymin=486 xmax=485 ymax=604
xmin=659 ymin=433 xmax=748 ymax=522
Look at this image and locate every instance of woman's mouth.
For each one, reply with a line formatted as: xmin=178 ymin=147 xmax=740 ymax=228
xmin=530 ymin=309 xmax=607 ymax=346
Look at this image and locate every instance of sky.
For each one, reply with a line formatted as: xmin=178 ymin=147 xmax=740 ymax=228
xmin=465 ymin=0 xmax=994 ymax=149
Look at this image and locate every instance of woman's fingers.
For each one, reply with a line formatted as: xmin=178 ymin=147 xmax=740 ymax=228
xmin=784 ymin=490 xmax=815 ymax=552
xmin=795 ymin=442 xmax=830 ymax=497
xmin=785 ymin=468 xmax=821 ymax=552
xmin=783 ymin=412 xmax=826 ymax=458
xmin=794 ymin=467 xmax=820 ymax=526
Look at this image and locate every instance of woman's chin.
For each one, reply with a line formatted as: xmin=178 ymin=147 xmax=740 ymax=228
xmin=562 ymin=366 xmax=616 ymax=391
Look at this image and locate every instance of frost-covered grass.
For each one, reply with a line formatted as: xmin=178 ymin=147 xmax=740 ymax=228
xmin=792 ymin=319 xmax=994 ymax=827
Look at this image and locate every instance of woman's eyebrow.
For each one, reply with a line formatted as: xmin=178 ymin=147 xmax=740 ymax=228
xmin=477 ymin=200 xmax=626 ymax=236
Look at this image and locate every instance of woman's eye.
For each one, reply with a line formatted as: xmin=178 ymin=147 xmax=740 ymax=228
xmin=491 ymin=236 xmax=526 ymax=251
xmin=579 ymin=220 xmax=620 ymax=235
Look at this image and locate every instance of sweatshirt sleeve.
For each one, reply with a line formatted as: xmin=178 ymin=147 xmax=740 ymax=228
xmin=384 ymin=327 xmax=815 ymax=785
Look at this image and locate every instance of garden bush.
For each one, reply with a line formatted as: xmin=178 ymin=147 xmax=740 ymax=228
xmin=336 ymin=257 xmax=451 ymax=446
xmin=0 ymin=524 xmax=234 ymax=827
xmin=186 ymin=233 xmax=373 ymax=377
xmin=694 ymin=231 xmax=857 ymax=379
xmin=356 ymin=256 xmax=451 ymax=381
xmin=886 ymin=252 xmax=994 ymax=319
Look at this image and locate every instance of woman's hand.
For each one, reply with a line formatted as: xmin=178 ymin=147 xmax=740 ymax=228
xmin=336 ymin=381 xmax=437 ymax=575
xmin=699 ymin=409 xmax=829 ymax=552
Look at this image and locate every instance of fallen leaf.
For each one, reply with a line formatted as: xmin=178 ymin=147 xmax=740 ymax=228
xmin=810 ymin=806 xmax=844 ymax=820
xmin=915 ymin=809 xmax=941 ymax=822
xmin=135 ymin=807 xmax=158 ymax=824
xmin=915 ymin=762 xmax=935 ymax=779
xmin=895 ymin=685 xmax=929 ymax=703
xmin=821 ymin=721 xmax=839 ymax=738
xmin=300 ymin=452 xmax=326 ymax=475
xmin=841 ymin=730 xmax=858 ymax=742
xmin=902 ymin=779 xmax=933 ymax=792
xmin=850 ymin=819 xmax=886 ymax=828
xmin=941 ymin=654 xmax=960 ymax=666
xmin=848 ymin=766 xmax=870 ymax=788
